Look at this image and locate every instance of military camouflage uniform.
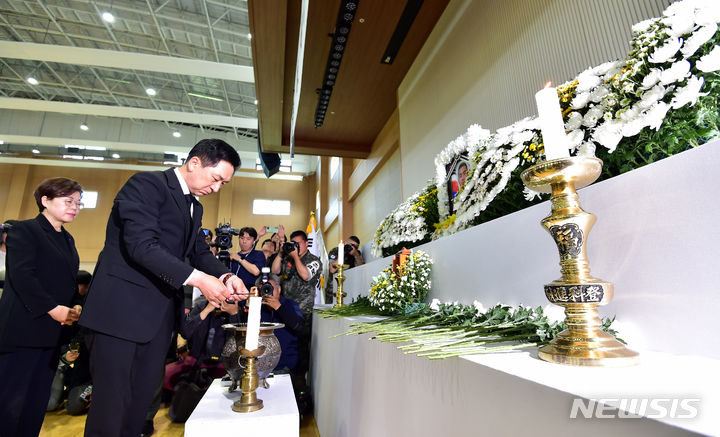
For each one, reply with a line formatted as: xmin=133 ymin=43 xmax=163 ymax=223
xmin=279 ymin=251 xmax=322 ymax=319
xmin=279 ymin=250 xmax=321 ymax=391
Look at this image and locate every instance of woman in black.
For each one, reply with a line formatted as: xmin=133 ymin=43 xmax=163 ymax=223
xmin=0 ymin=177 xmax=83 ymax=437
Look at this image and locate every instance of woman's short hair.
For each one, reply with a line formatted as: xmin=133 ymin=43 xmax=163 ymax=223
xmin=33 ymin=178 xmax=83 ymax=212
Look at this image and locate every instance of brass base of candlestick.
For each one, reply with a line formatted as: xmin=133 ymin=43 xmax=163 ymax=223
xmin=521 ymin=156 xmax=638 ymax=367
xmin=232 ymin=346 xmax=266 ymax=412
xmin=334 ymin=264 xmax=348 ymax=307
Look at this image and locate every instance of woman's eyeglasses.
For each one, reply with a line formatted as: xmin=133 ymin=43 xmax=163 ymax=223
xmin=63 ymin=198 xmax=84 ymax=209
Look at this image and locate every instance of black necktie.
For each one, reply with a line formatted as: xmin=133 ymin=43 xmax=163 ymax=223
xmin=184 ymin=194 xmax=194 ymax=219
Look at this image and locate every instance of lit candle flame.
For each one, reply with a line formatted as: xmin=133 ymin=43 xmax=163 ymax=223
xmin=544 ymin=81 xmax=552 ymax=89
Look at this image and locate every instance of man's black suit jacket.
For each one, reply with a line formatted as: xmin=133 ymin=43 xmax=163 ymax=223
xmin=0 ymin=214 xmax=79 ymax=351
xmin=79 ymin=169 xmax=228 ymax=343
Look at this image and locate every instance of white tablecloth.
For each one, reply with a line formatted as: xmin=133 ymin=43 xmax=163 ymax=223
xmin=185 ymin=374 xmax=299 ymax=437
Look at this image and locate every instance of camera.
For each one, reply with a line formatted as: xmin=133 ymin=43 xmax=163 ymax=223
xmin=282 ymin=241 xmax=299 ymax=255
xmin=344 ymin=244 xmax=354 ymax=255
xmin=259 ymin=267 xmax=274 ymax=296
xmin=211 ymin=222 xmax=241 ymax=266
xmin=0 ymin=222 xmax=12 ymax=233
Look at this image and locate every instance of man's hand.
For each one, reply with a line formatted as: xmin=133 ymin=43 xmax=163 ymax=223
xmin=48 ymin=305 xmax=80 ymax=325
xmin=278 ymin=224 xmax=285 ymax=240
xmin=224 ymin=275 xmax=249 ymax=302
xmin=262 ymin=293 xmax=281 ymax=310
xmin=258 ymin=226 xmax=267 ymax=239
xmin=229 ymin=252 xmax=241 ymax=262
xmin=187 ymin=270 xmax=231 ymax=308
xmin=220 ymin=299 xmax=240 ymax=315
xmin=65 ymin=350 xmax=80 ymax=362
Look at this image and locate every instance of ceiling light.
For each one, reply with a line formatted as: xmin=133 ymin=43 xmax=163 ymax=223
xmin=247 ymin=33 xmax=252 ymax=40
xmin=63 ymin=154 xmax=84 ymax=160
xmin=84 ymin=156 xmax=104 ymax=161
xmin=0 ymin=140 xmax=4 ymax=144
xmin=32 ymin=148 xmax=40 ymax=154
xmin=254 ymin=99 xmax=258 ymax=105
xmin=172 ymin=130 xmax=181 ymax=138
xmin=26 ymin=77 xmax=39 ymax=85
xmin=80 ymin=122 xmax=89 ymax=131
xmin=187 ymin=92 xmax=224 ymax=102
xmin=102 ymin=12 xmax=115 ymax=23
xmin=146 ymin=88 xmax=156 ymax=96
xmin=112 ymin=153 xmax=120 ymax=159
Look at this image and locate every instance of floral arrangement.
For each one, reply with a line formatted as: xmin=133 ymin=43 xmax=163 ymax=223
xmin=372 ymin=184 xmax=438 ymax=257
xmin=432 ymin=124 xmax=490 ymax=222
xmin=317 ymin=298 xmax=621 ymax=360
xmin=374 ymin=0 xmax=720 ymax=248
xmin=367 ymin=250 xmax=433 ymax=315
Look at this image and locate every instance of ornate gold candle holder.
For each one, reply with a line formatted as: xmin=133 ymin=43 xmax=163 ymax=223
xmin=232 ymin=345 xmax=266 ymax=412
xmin=521 ymin=156 xmax=638 ymax=367
xmin=334 ymin=264 xmax=348 ymax=307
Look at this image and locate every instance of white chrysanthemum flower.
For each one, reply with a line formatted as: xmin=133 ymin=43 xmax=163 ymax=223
xmin=621 ymin=116 xmax=647 ymax=137
xmin=571 ymin=92 xmax=591 ymax=110
xmin=659 ymin=60 xmax=691 ymax=84
xmin=649 ymin=37 xmax=683 ymax=63
xmin=577 ymin=141 xmax=596 ymax=157
xmin=590 ymin=85 xmax=610 ymax=103
xmin=512 ymin=129 xmax=533 ymax=145
xmin=577 ymin=71 xmax=601 ymax=93
xmin=591 ymin=119 xmax=624 ymax=152
xmin=567 ymin=129 xmax=585 ymax=150
xmin=662 ymin=7 xmax=696 ymax=37
xmin=632 ymin=18 xmax=657 ymax=34
xmin=617 ymin=106 xmax=641 ymax=122
xmin=565 ymin=112 xmax=583 ymax=131
xmin=641 ymin=68 xmax=663 ymax=89
xmin=696 ymin=45 xmax=720 ymax=72
xmin=582 ymin=106 xmax=604 ymax=128
xmin=523 ymin=186 xmax=540 ymax=202
xmin=472 ymin=300 xmax=486 ymax=315
xmin=671 ymin=76 xmax=708 ymax=108
xmin=694 ymin=1 xmax=720 ymax=26
xmin=494 ymin=125 xmax=513 ymax=145
xmin=543 ymin=304 xmax=566 ymax=323
xmin=680 ymin=23 xmax=717 ymax=58
xmin=593 ymin=60 xmax=621 ymax=76
xmin=645 ymin=101 xmax=671 ymax=131
xmin=465 ymin=124 xmax=491 ymax=149
xmin=638 ymin=84 xmax=667 ymax=109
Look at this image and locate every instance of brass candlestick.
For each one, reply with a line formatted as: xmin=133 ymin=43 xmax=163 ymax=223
xmin=232 ymin=345 xmax=266 ymax=412
xmin=334 ymin=264 xmax=348 ymax=307
xmin=521 ymin=156 xmax=638 ymax=367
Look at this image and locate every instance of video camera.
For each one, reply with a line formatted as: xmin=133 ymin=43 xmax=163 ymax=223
xmin=211 ymin=222 xmax=241 ymax=267
xmin=259 ymin=267 xmax=274 ymax=296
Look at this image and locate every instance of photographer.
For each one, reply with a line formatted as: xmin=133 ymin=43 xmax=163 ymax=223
xmin=254 ymin=270 xmax=303 ymax=372
xmin=271 ymin=229 xmax=321 ymax=391
xmin=229 ymin=227 xmax=266 ymax=290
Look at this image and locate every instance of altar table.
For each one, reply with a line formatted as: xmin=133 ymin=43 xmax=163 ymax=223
xmin=185 ymin=374 xmax=299 ymax=436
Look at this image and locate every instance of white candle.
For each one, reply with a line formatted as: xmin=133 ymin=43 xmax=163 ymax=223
xmin=338 ymin=240 xmax=344 ymax=266
xmin=245 ymin=296 xmax=262 ymax=351
xmin=535 ymin=82 xmax=570 ymax=161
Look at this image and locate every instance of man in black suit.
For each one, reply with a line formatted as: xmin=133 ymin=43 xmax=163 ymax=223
xmin=79 ymin=139 xmax=247 ymax=437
